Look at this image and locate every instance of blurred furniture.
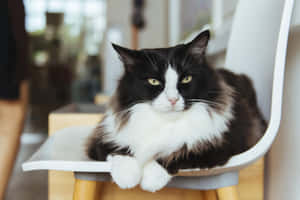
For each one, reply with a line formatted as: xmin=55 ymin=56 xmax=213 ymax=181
xmin=94 ymin=94 xmax=110 ymax=105
xmin=0 ymin=81 xmax=28 ymax=199
xmin=48 ymin=104 xmax=105 ymax=200
xmin=24 ymin=103 xmax=263 ymax=200
xmin=131 ymin=0 xmax=146 ymax=49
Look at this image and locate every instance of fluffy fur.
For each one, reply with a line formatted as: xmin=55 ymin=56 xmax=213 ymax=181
xmin=141 ymin=161 xmax=172 ymax=192
xmin=86 ymin=30 xmax=266 ymax=192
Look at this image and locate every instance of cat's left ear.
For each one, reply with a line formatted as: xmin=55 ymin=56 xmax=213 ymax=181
xmin=112 ymin=43 xmax=141 ymax=70
xmin=187 ymin=30 xmax=210 ymax=57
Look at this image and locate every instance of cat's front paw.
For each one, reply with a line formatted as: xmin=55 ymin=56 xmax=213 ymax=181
xmin=140 ymin=161 xmax=172 ymax=192
xmin=109 ymin=155 xmax=142 ymax=189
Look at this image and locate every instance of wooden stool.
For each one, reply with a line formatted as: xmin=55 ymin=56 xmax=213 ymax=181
xmin=73 ymin=178 xmax=239 ymax=200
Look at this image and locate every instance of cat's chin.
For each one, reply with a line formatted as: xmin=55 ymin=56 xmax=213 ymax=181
xmin=152 ymin=106 xmax=184 ymax=113
xmin=151 ymin=103 xmax=185 ymax=114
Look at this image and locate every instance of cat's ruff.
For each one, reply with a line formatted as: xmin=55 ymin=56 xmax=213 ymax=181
xmin=102 ymin=93 xmax=234 ymax=191
xmin=101 ymin=65 xmax=234 ymax=165
xmin=102 ymin=99 xmax=234 ymax=165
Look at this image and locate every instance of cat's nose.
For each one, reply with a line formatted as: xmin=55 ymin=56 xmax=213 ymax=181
xmin=168 ymin=97 xmax=179 ymax=105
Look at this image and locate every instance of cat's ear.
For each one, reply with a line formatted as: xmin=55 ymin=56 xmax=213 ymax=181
xmin=187 ymin=30 xmax=210 ymax=57
xmin=112 ymin=43 xmax=140 ymax=69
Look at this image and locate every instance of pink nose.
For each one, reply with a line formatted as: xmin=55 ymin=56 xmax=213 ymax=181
xmin=168 ymin=97 xmax=179 ymax=105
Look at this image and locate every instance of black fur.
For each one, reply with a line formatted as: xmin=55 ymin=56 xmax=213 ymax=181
xmin=86 ymin=124 xmax=132 ymax=161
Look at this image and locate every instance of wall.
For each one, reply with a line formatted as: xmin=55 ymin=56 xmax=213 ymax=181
xmin=266 ymin=27 xmax=300 ymax=200
xmin=106 ymin=0 xmax=169 ymax=49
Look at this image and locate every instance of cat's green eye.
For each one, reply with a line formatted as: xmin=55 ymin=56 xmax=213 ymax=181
xmin=148 ymin=78 xmax=161 ymax=86
xmin=181 ymin=76 xmax=192 ymax=84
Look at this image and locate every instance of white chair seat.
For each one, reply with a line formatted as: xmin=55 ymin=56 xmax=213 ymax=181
xmin=21 ymin=125 xmax=237 ymax=176
xmin=22 ymin=125 xmax=240 ymax=190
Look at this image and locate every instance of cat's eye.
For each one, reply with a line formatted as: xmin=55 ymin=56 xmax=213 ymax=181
xmin=148 ymin=78 xmax=161 ymax=86
xmin=181 ymin=76 xmax=192 ymax=84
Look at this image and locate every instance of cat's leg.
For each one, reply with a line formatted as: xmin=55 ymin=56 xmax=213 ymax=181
xmin=157 ymin=148 xmax=232 ymax=175
xmin=140 ymin=160 xmax=172 ymax=192
xmin=108 ymin=154 xmax=142 ymax=189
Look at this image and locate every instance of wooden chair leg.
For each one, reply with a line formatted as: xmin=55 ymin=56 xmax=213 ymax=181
xmin=0 ymin=81 xmax=28 ymax=200
xmin=217 ymin=186 xmax=239 ymax=200
xmin=203 ymin=190 xmax=218 ymax=200
xmin=73 ymin=179 xmax=102 ymax=200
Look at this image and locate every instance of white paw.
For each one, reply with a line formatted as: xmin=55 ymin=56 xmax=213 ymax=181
xmin=140 ymin=161 xmax=172 ymax=192
xmin=109 ymin=155 xmax=142 ymax=189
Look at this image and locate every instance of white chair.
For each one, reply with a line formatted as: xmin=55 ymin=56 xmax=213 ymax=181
xmin=22 ymin=0 xmax=295 ymax=199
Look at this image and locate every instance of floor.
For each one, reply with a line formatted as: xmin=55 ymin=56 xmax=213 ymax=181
xmin=5 ymin=133 xmax=48 ymax=200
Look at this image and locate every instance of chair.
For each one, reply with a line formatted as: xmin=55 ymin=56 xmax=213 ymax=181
xmin=22 ymin=0 xmax=295 ymax=199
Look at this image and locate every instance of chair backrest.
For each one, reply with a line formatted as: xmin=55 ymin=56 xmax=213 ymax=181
xmin=224 ymin=0 xmax=285 ymax=121
xmin=217 ymin=0 xmax=294 ymax=172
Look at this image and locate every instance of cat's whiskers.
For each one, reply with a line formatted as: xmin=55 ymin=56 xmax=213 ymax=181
xmin=186 ymin=99 xmax=224 ymax=107
xmin=207 ymin=90 xmax=237 ymax=96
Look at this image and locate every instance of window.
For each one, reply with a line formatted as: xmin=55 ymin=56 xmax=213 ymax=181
xmin=24 ymin=0 xmax=106 ymax=37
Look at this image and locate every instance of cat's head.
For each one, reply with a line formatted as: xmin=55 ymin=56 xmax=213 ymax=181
xmin=112 ymin=30 xmax=221 ymax=113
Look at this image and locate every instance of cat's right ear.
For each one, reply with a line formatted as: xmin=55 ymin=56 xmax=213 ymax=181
xmin=187 ymin=30 xmax=210 ymax=57
xmin=112 ymin=43 xmax=140 ymax=70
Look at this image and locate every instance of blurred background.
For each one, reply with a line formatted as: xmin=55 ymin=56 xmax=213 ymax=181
xmin=24 ymin=0 xmax=212 ymax=133
xmin=3 ymin=0 xmax=238 ymax=199
xmin=23 ymin=0 xmax=237 ymax=131
xmin=21 ymin=0 xmax=238 ymax=133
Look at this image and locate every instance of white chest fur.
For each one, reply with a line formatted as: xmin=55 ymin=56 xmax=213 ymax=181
xmin=102 ymin=102 xmax=232 ymax=164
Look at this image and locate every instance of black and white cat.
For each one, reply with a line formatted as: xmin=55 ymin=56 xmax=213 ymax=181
xmin=86 ymin=30 xmax=266 ymax=192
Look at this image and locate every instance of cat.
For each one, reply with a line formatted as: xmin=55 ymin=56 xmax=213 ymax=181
xmin=86 ymin=30 xmax=266 ymax=192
